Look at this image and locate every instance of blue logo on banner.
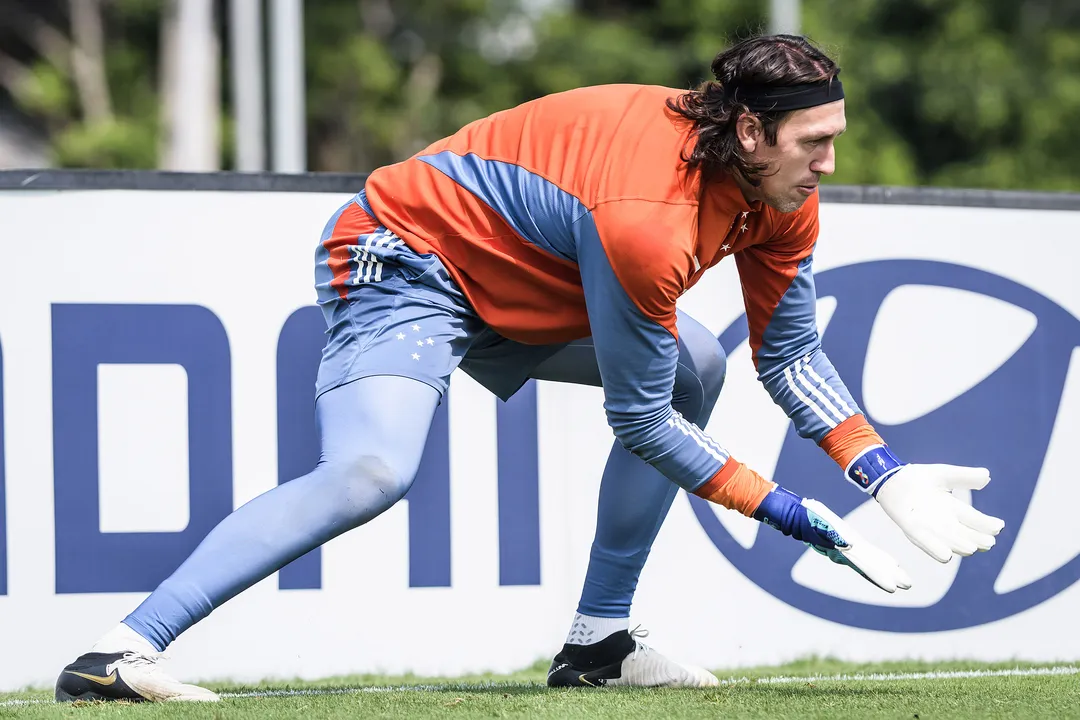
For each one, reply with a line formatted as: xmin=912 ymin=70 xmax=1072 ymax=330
xmin=690 ymin=260 xmax=1080 ymax=631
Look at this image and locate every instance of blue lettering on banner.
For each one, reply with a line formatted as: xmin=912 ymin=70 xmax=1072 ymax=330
xmin=274 ymin=306 xmax=325 ymax=590
xmin=52 ymin=305 xmax=233 ymax=594
xmin=497 ymin=381 xmax=541 ymax=586
xmin=409 ymin=398 xmax=452 ymax=587
xmin=38 ymin=303 xmax=543 ymax=595
xmin=0 ymin=337 xmax=6 ymax=596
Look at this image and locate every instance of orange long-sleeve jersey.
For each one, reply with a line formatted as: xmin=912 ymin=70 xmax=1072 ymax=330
xmin=328 ymin=84 xmax=884 ymax=507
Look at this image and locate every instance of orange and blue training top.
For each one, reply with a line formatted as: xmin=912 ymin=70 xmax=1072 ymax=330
xmin=359 ymin=84 xmax=882 ymax=500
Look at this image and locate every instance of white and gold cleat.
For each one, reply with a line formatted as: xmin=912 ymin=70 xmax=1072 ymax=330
xmin=55 ymin=651 xmax=219 ymax=703
xmin=547 ymin=627 xmax=718 ymax=688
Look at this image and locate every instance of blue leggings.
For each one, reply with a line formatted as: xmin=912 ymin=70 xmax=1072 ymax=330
xmin=124 ymin=313 xmax=725 ymax=650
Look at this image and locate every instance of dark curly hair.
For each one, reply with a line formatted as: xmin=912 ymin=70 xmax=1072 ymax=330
xmin=667 ymin=35 xmax=840 ymax=183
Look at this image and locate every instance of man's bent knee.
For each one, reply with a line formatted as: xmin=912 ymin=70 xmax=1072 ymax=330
xmin=674 ymin=328 xmax=727 ymax=424
xmin=319 ymin=455 xmax=416 ymax=526
xmin=345 ymin=455 xmax=414 ymax=500
xmin=697 ymin=340 xmax=727 ymax=404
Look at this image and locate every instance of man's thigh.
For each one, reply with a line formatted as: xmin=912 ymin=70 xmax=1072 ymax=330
xmin=458 ymin=329 xmax=570 ymax=400
xmin=459 ymin=309 xmax=722 ymax=397
xmin=524 ymin=310 xmax=726 ymax=419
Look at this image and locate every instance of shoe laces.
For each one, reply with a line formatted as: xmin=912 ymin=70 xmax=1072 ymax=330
xmin=628 ymin=625 xmax=652 ymax=660
xmin=118 ymin=651 xmax=166 ymax=671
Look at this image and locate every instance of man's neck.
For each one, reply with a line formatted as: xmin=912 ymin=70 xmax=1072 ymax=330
xmin=730 ymin=170 xmax=762 ymax=207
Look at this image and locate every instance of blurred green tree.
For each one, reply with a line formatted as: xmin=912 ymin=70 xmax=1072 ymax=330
xmin=306 ymin=0 xmax=522 ymax=171
xmin=304 ymin=0 xmax=764 ymax=169
xmin=0 ymin=0 xmax=162 ymax=168
xmin=802 ymin=0 xmax=1080 ymax=189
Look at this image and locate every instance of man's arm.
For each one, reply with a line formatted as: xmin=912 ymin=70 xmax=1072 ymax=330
xmin=733 ymin=193 xmax=899 ymax=491
xmin=576 ymin=199 xmax=911 ymax=592
xmin=736 ymin=192 xmax=1004 ymax=562
xmin=573 ymin=201 xmax=750 ymax=500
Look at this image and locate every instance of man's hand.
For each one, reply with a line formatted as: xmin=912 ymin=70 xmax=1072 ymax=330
xmin=874 ymin=464 xmax=1005 ymax=563
xmin=800 ymin=498 xmax=913 ymax=593
xmin=754 ymin=487 xmax=912 ymax=593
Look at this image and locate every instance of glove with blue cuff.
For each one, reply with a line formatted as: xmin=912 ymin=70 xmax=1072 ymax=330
xmin=844 ymin=445 xmax=1006 ymax=563
xmin=754 ymin=486 xmax=913 ymax=593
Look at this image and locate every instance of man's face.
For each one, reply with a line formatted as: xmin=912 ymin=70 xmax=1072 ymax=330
xmin=739 ymin=100 xmax=846 ymax=213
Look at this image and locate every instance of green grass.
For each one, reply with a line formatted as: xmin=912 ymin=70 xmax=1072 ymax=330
xmin=3 ymin=658 xmax=1078 ymax=719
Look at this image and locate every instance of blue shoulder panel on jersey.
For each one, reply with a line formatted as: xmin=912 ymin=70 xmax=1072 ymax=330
xmin=417 ymin=151 xmax=584 ymax=263
xmin=572 ymin=213 xmax=729 ymax=490
xmin=355 ymin=188 xmax=375 ymax=217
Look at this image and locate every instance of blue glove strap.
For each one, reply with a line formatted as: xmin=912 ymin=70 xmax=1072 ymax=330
xmin=753 ymin=487 xmax=836 ymax=549
xmin=845 ymin=445 xmax=904 ymax=495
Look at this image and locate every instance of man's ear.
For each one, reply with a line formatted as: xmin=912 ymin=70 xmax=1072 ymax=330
xmin=735 ymin=112 xmax=761 ymax=153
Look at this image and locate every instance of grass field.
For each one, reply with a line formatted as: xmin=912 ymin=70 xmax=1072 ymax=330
xmin=2 ymin=658 xmax=1078 ymax=719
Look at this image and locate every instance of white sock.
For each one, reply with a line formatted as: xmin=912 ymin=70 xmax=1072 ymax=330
xmin=91 ymin=622 xmax=160 ymax=656
xmin=565 ymin=613 xmax=630 ymax=645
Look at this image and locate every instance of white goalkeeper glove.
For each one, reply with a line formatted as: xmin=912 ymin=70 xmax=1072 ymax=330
xmin=800 ymin=497 xmax=914 ymax=593
xmin=874 ymin=464 xmax=1005 ymax=563
xmin=843 ymin=445 xmax=1005 ymax=563
xmin=755 ymin=486 xmax=913 ymax=593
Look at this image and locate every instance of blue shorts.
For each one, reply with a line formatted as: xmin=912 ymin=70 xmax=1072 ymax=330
xmin=314 ymin=194 xmax=567 ymax=401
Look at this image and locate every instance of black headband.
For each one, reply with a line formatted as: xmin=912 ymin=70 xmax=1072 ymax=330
xmin=723 ymin=75 xmax=844 ymax=113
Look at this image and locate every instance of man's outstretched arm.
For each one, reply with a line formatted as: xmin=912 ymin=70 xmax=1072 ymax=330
xmin=735 ymin=193 xmax=1004 ymax=564
xmin=575 ymin=199 xmax=911 ymax=592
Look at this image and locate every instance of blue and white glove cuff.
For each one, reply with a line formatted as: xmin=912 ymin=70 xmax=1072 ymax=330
xmin=845 ymin=445 xmax=904 ymax=496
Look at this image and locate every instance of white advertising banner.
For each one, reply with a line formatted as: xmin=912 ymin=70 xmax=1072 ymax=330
xmin=0 ymin=187 xmax=1078 ymax=690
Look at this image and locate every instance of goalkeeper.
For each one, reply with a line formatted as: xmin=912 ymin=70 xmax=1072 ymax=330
xmin=55 ymin=33 xmax=1004 ymax=702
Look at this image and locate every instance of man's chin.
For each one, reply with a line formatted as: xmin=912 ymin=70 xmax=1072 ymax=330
xmin=764 ymin=193 xmax=808 ymax=214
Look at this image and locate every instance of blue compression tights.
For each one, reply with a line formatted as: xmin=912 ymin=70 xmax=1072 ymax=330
xmin=125 ymin=376 xmax=442 ymax=651
xmin=125 ymin=318 xmax=725 ymax=650
xmin=530 ymin=314 xmax=725 ymax=617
